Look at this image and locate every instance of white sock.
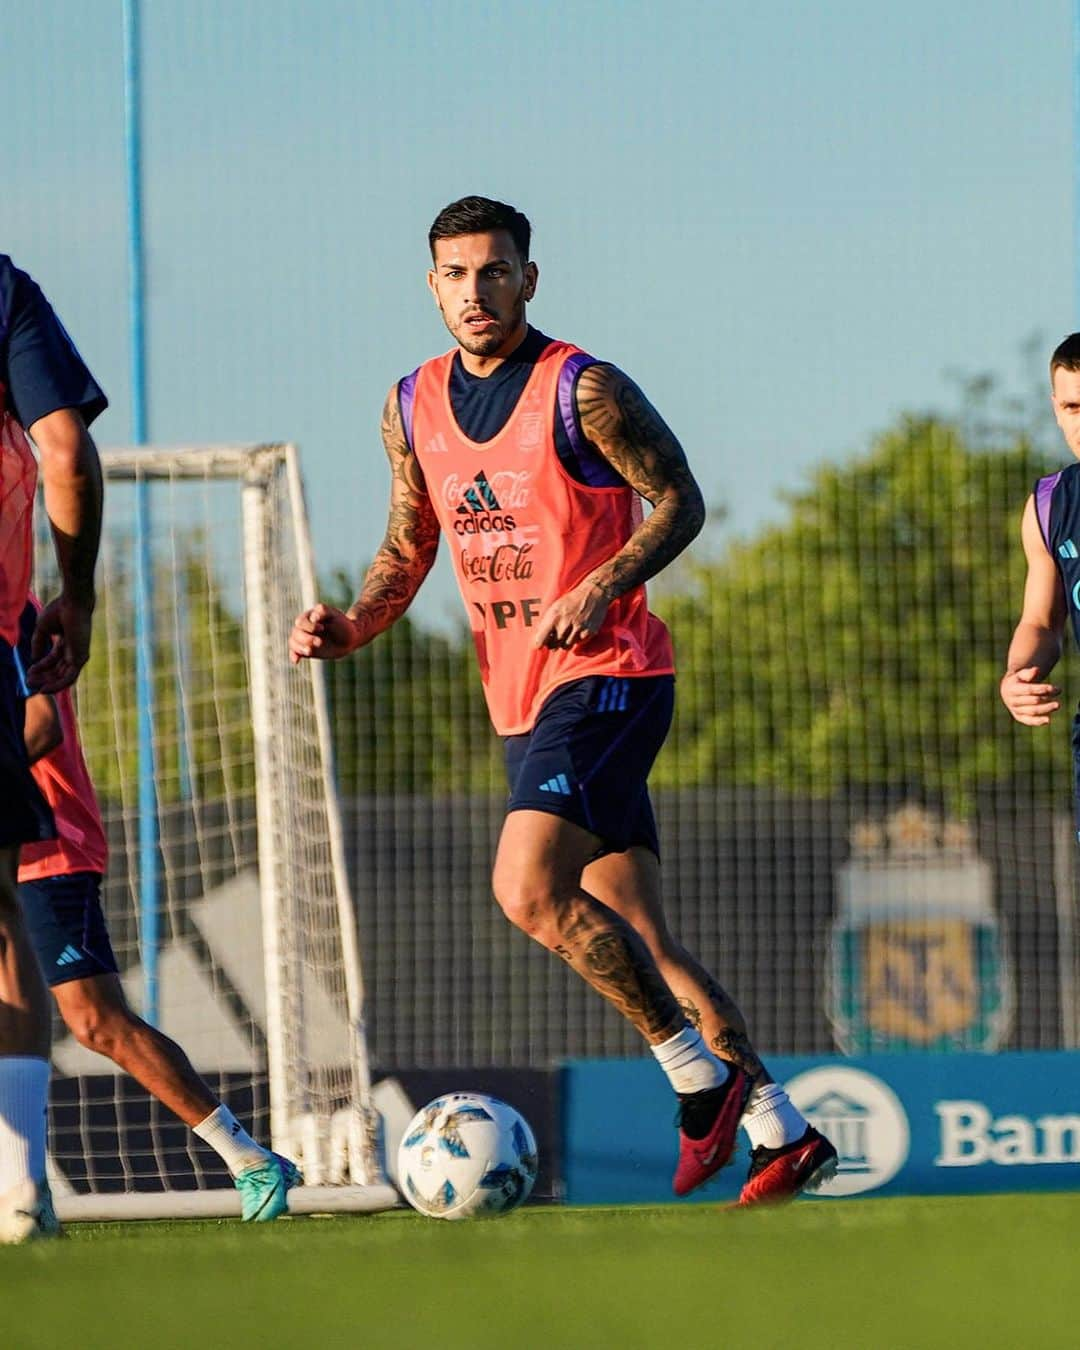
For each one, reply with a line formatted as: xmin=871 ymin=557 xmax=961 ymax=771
xmin=192 ymin=1104 xmax=270 ymax=1178
xmin=0 ymin=1057 xmax=49 ymax=1194
xmin=651 ymin=1025 xmax=730 ymax=1095
xmin=742 ymin=1081 xmax=808 ymax=1150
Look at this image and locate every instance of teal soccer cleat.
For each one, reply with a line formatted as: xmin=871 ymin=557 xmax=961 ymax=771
xmin=235 ymin=1153 xmax=302 ymax=1222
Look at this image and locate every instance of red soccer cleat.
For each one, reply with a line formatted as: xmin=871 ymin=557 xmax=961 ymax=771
xmin=672 ymin=1067 xmax=752 ymax=1197
xmin=734 ymin=1126 xmax=838 ymax=1207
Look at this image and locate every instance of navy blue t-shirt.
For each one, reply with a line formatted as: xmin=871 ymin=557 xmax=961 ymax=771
xmin=0 ymin=256 xmax=107 ymax=431
xmin=401 ymin=327 xmax=624 ymax=488
xmin=448 ymin=325 xmax=555 ymax=444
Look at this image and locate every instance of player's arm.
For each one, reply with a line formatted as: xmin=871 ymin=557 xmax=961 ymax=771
xmin=27 ymin=408 xmax=104 ymax=693
xmin=289 ymin=384 xmax=441 ymax=663
xmin=23 ymin=693 xmax=62 ymax=765
xmin=533 ymin=363 xmax=705 ymax=648
xmin=16 ymin=600 xmax=63 ymax=762
xmin=1000 ymin=494 xmax=1065 ymax=726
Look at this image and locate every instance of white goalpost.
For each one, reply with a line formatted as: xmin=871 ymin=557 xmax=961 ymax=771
xmin=36 ymin=444 xmax=397 ymax=1220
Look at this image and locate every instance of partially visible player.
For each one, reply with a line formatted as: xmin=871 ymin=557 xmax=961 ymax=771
xmin=292 ymin=196 xmax=837 ymax=1205
xmin=1002 ymin=335 xmax=1080 ymax=751
xmin=0 ymin=256 xmax=104 ymax=1241
xmin=15 ymin=595 xmax=301 ymax=1221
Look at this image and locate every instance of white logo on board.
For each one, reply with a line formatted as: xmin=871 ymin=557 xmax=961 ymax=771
xmin=936 ymin=1102 xmax=1080 ymax=1166
xmin=785 ymin=1066 xmax=910 ymax=1196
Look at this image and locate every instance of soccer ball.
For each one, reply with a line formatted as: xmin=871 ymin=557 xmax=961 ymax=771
xmin=397 ymin=1093 xmax=538 ymax=1220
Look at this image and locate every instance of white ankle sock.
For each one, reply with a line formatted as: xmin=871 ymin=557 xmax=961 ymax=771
xmin=742 ymin=1081 xmax=808 ymax=1149
xmin=0 ymin=1057 xmax=49 ymax=1193
xmin=193 ymin=1104 xmax=270 ymax=1178
xmin=651 ymin=1025 xmax=730 ymax=1095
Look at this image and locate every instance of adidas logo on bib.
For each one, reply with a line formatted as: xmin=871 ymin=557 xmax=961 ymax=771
xmin=452 ymin=471 xmax=517 ymax=537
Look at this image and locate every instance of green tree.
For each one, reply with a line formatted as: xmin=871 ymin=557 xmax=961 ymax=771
xmin=653 ymin=415 xmax=1064 ymax=813
xmin=71 ymin=413 xmax=1070 ymax=818
xmin=73 ymin=544 xmax=252 ymax=806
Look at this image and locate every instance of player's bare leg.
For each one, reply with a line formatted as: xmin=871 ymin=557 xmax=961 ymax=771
xmin=0 ymin=846 xmax=56 ymax=1240
xmin=493 ymin=812 xmax=686 ymax=1042
xmin=53 ymin=972 xmax=300 ymax=1220
xmin=583 ymin=846 xmax=769 ymax=1079
xmin=584 ymin=845 xmax=837 ymax=1204
xmin=54 ymin=974 xmax=219 ymax=1125
xmin=493 ymin=810 xmax=752 ymax=1194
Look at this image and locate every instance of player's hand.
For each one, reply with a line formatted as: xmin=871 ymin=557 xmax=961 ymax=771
xmin=532 ymin=580 xmax=611 ymax=650
xmin=289 ymin=603 xmax=361 ymax=663
xmin=1000 ymin=666 xmax=1062 ymax=726
xmin=26 ymin=592 xmax=94 ymax=693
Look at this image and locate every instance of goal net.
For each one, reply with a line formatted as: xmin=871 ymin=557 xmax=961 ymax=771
xmin=34 ymin=444 xmax=396 ymax=1219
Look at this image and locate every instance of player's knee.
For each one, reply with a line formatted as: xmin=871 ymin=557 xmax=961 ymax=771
xmin=491 ymin=869 xmax=562 ymax=942
xmin=67 ymin=1003 xmax=129 ymax=1058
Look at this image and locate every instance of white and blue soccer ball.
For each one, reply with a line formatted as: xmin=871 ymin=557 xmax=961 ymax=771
xmin=397 ymin=1092 xmax=538 ymax=1220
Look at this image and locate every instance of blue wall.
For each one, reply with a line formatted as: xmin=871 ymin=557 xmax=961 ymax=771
xmin=562 ymin=1052 xmax=1080 ymax=1205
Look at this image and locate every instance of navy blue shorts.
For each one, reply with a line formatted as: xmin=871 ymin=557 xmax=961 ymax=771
xmin=18 ymin=871 xmax=119 ymax=987
xmin=504 ymin=674 xmax=674 ymax=857
xmin=0 ymin=641 xmax=54 ymax=849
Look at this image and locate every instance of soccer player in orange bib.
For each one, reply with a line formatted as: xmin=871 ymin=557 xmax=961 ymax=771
xmin=291 ymin=197 xmax=836 ymax=1204
xmin=0 ymin=256 xmax=104 ymax=1240
xmin=15 ymin=595 xmax=301 ymax=1221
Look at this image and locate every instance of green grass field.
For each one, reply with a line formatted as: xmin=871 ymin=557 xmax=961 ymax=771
xmin=0 ymin=1195 xmax=1074 ymax=1349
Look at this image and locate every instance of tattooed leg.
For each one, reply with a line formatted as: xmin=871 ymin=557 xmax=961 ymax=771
xmin=681 ymin=966 xmax=769 ymax=1085
xmin=560 ymin=901 xmax=685 ymax=1041
xmin=492 ymin=812 xmax=685 ymax=1044
xmin=583 ymin=846 xmax=772 ymax=1084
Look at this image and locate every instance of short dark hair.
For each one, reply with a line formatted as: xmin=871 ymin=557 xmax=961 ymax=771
xmin=428 ymin=196 xmax=532 ymax=263
xmin=1051 ymin=334 xmax=1080 ymax=381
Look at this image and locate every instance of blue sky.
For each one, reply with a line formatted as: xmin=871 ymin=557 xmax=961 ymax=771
xmin=5 ymin=0 xmax=1073 ymax=624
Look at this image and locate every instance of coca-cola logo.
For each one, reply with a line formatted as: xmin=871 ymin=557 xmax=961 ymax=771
xmin=441 ymin=470 xmax=532 ymax=511
xmin=460 ymin=542 xmax=535 ymax=585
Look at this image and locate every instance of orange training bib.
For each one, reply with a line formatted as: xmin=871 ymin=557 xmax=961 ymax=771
xmin=409 ymin=340 xmax=674 ymax=735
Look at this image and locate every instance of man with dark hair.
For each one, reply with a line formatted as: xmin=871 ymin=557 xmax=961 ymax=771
xmin=1050 ymin=332 xmax=1080 ymax=381
xmin=291 ymin=195 xmax=836 ymax=1205
xmin=428 ymin=195 xmax=532 ymax=265
xmin=1002 ymin=333 xmax=1080 ymax=736
xmin=0 ymin=256 xmax=104 ymax=1241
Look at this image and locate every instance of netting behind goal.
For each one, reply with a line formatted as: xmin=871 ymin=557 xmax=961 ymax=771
xmin=34 ymin=445 xmax=391 ymax=1215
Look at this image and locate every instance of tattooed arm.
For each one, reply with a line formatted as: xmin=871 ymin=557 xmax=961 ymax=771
xmin=288 ymin=384 xmax=441 ymax=663
xmin=346 ymin=385 xmax=441 ymax=642
xmin=577 ymin=363 xmax=706 ymax=593
xmin=531 ymin=363 xmax=705 ymax=649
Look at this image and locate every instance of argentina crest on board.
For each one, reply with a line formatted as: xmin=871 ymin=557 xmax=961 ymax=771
xmin=826 ymin=804 xmax=1012 ymax=1053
